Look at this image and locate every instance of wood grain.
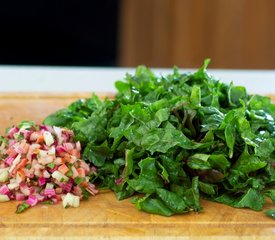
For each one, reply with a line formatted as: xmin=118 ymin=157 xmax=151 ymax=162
xmin=118 ymin=0 xmax=275 ymax=69
xmin=0 ymin=93 xmax=275 ymax=239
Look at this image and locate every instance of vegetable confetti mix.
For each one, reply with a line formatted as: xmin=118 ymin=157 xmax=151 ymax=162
xmin=43 ymin=60 xmax=274 ymax=216
xmin=0 ymin=121 xmax=98 ymax=213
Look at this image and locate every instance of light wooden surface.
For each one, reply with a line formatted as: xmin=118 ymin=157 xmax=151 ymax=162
xmin=0 ymin=93 xmax=275 ymax=240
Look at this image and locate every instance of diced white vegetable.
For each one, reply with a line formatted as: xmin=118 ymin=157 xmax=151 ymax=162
xmin=43 ymin=131 xmax=54 ymax=146
xmin=54 ymin=157 xmax=64 ymax=165
xmin=39 ymin=150 xmax=48 ymax=157
xmin=72 ymin=195 xmax=80 ymax=208
xmin=62 ymin=193 xmax=80 ymax=208
xmin=47 ymin=146 xmax=56 ymax=156
xmin=0 ymin=194 xmax=10 ymax=202
xmin=38 ymin=155 xmax=53 ymax=165
xmin=8 ymin=182 xmax=19 ymax=190
xmin=0 ymin=168 xmax=9 ymax=183
xmin=9 ymin=154 xmax=21 ymax=173
xmin=30 ymin=131 xmax=39 ymax=141
xmin=43 ymin=170 xmax=51 ymax=178
xmin=0 ymin=141 xmax=6 ymax=152
xmin=52 ymin=171 xmax=69 ymax=182
xmin=53 ymin=126 xmax=62 ymax=139
xmin=45 ymin=183 xmax=54 ymax=189
xmin=71 ymin=166 xmax=79 ymax=178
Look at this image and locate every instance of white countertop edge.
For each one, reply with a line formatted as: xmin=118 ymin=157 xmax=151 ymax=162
xmin=0 ymin=65 xmax=274 ymax=95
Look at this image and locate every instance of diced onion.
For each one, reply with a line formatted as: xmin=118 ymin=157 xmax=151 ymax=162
xmin=52 ymin=171 xmax=69 ymax=182
xmin=0 ymin=169 xmax=9 ymax=183
xmin=43 ymin=131 xmax=54 ymax=146
xmin=62 ymin=193 xmax=80 ymax=208
xmin=0 ymin=194 xmax=10 ymax=202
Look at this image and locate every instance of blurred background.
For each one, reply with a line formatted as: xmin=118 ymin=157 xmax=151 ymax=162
xmin=1 ymin=0 xmax=275 ymax=69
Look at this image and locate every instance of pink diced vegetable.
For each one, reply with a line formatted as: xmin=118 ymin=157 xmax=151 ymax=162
xmin=0 ymin=122 xmax=98 ymax=213
xmin=26 ymin=195 xmax=38 ymax=206
xmin=0 ymin=184 xmax=10 ymax=195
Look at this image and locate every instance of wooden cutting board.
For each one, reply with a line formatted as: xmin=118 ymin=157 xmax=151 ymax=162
xmin=1 ymin=93 xmax=275 ymax=240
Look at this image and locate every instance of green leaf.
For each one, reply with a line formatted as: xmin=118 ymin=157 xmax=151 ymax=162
xmin=208 ymin=154 xmax=231 ymax=172
xmin=198 ymin=181 xmax=217 ymax=196
xmin=16 ymin=202 xmax=30 ymax=214
xmin=265 ymin=209 xmax=275 ymax=219
xmin=187 ymin=154 xmax=211 ymax=170
xmin=184 ymin=177 xmax=201 ymax=211
xmin=115 ymin=186 xmax=135 ymax=200
xmin=233 ymin=145 xmax=267 ymax=174
xmin=74 ymin=176 xmax=86 ymax=185
xmin=156 ymin=188 xmax=187 ymax=213
xmin=127 ymin=158 xmax=163 ymax=194
xmin=18 ymin=120 xmax=36 ymax=130
xmin=72 ymin=113 xmax=108 ymax=144
xmin=215 ymin=193 xmax=236 ymax=206
xmin=115 ymin=81 xmax=130 ymax=94
xmin=190 ymin=85 xmax=201 ymax=107
xmin=228 ymin=84 xmax=248 ymax=107
xmin=157 ymin=162 xmax=170 ymax=183
xmin=263 ymin=189 xmax=275 ymax=204
xmin=193 ymin=58 xmax=211 ymax=80
xmin=233 ymin=188 xmax=265 ymax=211
xmin=123 ymin=148 xmax=135 ymax=178
xmin=129 ymin=103 xmax=152 ymax=124
xmin=42 ymin=61 xmax=275 ymax=217
xmin=140 ymin=128 xmax=185 ymax=154
xmin=215 ymin=188 xmax=265 ymax=211
xmin=248 ymin=95 xmax=272 ymax=111
xmin=255 ymin=139 xmax=274 ymax=159
xmin=225 ymin=123 xmax=235 ymax=158
xmin=160 ymin=155 xmax=189 ymax=185
xmin=43 ymin=109 xmax=84 ymax=128
xmin=155 ymin=108 xmax=170 ymax=126
xmin=134 ymin=195 xmax=174 ymax=217
xmin=83 ymin=142 xmax=110 ymax=167
xmin=200 ymin=130 xmax=214 ymax=143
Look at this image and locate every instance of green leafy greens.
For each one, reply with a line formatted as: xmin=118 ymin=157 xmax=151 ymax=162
xmin=44 ymin=59 xmax=275 ymax=216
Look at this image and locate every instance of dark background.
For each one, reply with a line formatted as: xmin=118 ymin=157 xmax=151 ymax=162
xmin=0 ymin=1 xmax=119 ymax=66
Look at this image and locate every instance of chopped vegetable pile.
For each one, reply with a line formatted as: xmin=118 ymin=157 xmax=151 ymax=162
xmin=0 ymin=121 xmax=98 ymax=213
xmin=43 ymin=59 xmax=275 ymax=217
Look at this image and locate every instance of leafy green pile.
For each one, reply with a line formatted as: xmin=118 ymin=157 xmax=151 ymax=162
xmin=44 ymin=60 xmax=275 ymax=216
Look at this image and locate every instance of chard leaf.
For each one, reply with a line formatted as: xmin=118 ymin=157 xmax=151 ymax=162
xmin=228 ymin=84 xmax=248 ymax=107
xmin=160 ymin=155 xmax=189 ymax=185
xmin=155 ymin=108 xmax=170 ymax=126
xmin=233 ymin=188 xmax=265 ymax=211
xmin=263 ymin=189 xmax=275 ymax=204
xmin=43 ymin=109 xmax=84 ymax=128
xmin=43 ymin=61 xmax=275 ymax=217
xmin=156 ymin=188 xmax=188 ymax=213
xmin=198 ymin=181 xmax=217 ymax=196
xmin=187 ymin=154 xmax=211 ymax=170
xmin=190 ymin=85 xmax=201 ymax=107
xmin=208 ymin=154 xmax=230 ymax=172
xmin=233 ymin=145 xmax=267 ymax=174
xmin=265 ymin=209 xmax=275 ymax=219
xmin=123 ymin=148 xmax=135 ymax=178
xmin=134 ymin=195 xmax=174 ymax=217
xmin=127 ymin=158 xmax=163 ymax=194
xmin=83 ymin=141 xmax=110 ymax=167
xmin=140 ymin=128 xmax=193 ymax=154
xmin=215 ymin=188 xmax=265 ymax=211
xmin=184 ymin=177 xmax=201 ymax=211
xmin=225 ymin=123 xmax=235 ymax=158
xmin=157 ymin=162 xmax=170 ymax=183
